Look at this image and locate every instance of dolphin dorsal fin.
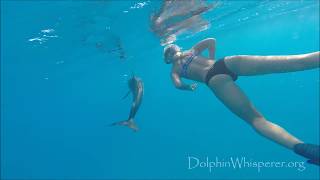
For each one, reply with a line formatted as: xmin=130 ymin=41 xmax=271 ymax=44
xmin=131 ymin=70 xmax=135 ymax=78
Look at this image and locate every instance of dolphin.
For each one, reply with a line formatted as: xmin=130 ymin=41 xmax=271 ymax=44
xmin=110 ymin=74 xmax=144 ymax=132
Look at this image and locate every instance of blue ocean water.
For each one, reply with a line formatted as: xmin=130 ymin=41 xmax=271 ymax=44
xmin=1 ymin=1 xmax=319 ymax=179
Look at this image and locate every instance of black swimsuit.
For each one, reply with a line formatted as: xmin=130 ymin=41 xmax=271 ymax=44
xmin=205 ymin=57 xmax=238 ymax=85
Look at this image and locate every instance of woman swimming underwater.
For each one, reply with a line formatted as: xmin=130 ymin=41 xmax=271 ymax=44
xmin=164 ymin=38 xmax=320 ymax=165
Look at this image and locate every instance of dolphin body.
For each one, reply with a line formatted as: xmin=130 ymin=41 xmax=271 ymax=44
xmin=110 ymin=75 xmax=144 ymax=132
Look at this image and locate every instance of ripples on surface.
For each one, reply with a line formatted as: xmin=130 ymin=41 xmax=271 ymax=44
xmin=24 ymin=0 xmax=319 ymax=72
xmin=207 ymin=0 xmax=319 ymax=33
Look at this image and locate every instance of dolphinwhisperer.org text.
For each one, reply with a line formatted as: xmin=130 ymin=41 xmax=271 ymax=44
xmin=187 ymin=156 xmax=306 ymax=173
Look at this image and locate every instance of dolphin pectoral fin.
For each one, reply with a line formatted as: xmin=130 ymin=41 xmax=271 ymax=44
xmin=121 ymin=91 xmax=131 ymax=100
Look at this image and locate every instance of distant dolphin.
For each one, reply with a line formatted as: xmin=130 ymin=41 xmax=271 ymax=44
xmin=110 ymin=74 xmax=144 ymax=132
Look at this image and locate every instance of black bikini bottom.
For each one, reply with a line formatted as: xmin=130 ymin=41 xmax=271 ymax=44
xmin=205 ymin=57 xmax=238 ymax=85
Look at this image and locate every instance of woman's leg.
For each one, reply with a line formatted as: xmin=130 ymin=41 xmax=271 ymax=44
xmin=224 ymin=51 xmax=320 ymax=76
xmin=207 ymin=74 xmax=302 ymax=149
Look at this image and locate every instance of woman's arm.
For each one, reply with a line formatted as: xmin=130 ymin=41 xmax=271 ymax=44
xmin=171 ymin=70 xmax=197 ymax=91
xmin=192 ymin=38 xmax=216 ymax=59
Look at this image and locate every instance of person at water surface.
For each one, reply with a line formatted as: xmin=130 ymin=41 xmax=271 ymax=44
xmin=163 ymin=38 xmax=320 ymax=165
xmin=151 ymin=0 xmax=218 ymax=45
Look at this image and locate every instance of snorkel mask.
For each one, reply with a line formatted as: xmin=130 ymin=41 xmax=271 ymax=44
xmin=163 ymin=44 xmax=181 ymax=64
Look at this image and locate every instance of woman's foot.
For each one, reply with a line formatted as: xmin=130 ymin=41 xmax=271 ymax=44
xmin=294 ymin=143 xmax=319 ymax=166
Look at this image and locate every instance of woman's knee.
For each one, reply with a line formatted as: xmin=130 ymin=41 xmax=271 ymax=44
xmin=250 ymin=117 xmax=268 ymax=130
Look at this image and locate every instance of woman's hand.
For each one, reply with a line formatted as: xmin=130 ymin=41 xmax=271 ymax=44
xmin=174 ymin=51 xmax=193 ymax=60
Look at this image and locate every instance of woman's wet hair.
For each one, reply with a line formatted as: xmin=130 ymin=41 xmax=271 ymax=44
xmin=163 ymin=44 xmax=180 ymax=64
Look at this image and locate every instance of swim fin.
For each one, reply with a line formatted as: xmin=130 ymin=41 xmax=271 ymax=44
xmin=307 ymin=159 xmax=319 ymax=166
xmin=294 ymin=143 xmax=320 ymax=166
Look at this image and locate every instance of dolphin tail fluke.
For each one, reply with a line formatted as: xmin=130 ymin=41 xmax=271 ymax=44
xmin=109 ymin=120 xmax=126 ymax=127
xmin=109 ymin=119 xmax=139 ymax=132
xmin=127 ymin=119 xmax=139 ymax=132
